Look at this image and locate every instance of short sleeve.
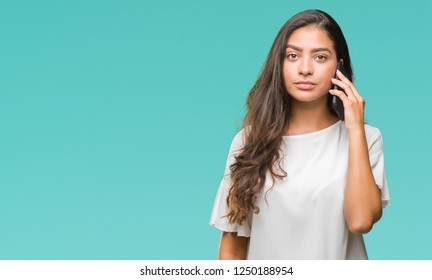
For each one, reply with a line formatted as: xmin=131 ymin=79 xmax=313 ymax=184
xmin=366 ymin=126 xmax=391 ymax=208
xmin=209 ymin=129 xmax=251 ymax=237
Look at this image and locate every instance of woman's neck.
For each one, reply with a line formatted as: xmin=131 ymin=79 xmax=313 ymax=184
xmin=285 ymin=102 xmax=339 ymax=136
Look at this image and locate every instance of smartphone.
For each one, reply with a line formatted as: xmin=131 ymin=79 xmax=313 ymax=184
xmin=330 ymin=61 xmax=348 ymax=120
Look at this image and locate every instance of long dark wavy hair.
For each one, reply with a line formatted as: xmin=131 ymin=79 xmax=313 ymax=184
xmin=226 ymin=10 xmax=354 ymax=224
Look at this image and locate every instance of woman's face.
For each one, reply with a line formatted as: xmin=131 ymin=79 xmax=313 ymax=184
xmin=283 ymin=25 xmax=338 ymax=106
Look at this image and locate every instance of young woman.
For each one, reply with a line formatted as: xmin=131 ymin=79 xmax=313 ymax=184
xmin=209 ymin=9 xmax=390 ymax=260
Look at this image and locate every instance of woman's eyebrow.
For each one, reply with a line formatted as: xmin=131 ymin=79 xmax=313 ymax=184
xmin=286 ymin=44 xmax=302 ymax=51
xmin=312 ymin=47 xmax=332 ymax=54
xmin=286 ymin=44 xmax=332 ymax=54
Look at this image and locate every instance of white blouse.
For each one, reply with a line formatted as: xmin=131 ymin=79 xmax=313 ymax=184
xmin=210 ymin=121 xmax=390 ymax=259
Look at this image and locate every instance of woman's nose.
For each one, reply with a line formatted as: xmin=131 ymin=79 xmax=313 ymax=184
xmin=299 ymin=59 xmax=313 ymax=75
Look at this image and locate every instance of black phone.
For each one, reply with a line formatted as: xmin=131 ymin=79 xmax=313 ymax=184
xmin=330 ymin=61 xmax=348 ymax=120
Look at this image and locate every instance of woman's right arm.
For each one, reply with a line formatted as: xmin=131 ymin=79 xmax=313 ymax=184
xmin=219 ymin=232 xmax=249 ymax=260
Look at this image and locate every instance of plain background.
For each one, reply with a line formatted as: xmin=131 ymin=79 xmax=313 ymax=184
xmin=1 ymin=0 xmax=431 ymax=259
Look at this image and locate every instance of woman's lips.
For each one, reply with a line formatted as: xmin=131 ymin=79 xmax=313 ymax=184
xmin=295 ymin=81 xmax=316 ymax=90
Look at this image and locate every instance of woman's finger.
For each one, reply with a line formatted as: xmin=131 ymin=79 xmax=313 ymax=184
xmin=331 ymin=78 xmax=356 ymax=101
xmin=335 ymin=70 xmax=362 ymax=100
xmin=329 ymin=89 xmax=351 ymax=104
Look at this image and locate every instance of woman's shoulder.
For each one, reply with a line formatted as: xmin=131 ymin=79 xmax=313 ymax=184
xmin=338 ymin=122 xmax=383 ymax=149
xmin=363 ymin=124 xmax=384 ymax=153
xmin=363 ymin=123 xmax=383 ymax=141
xmin=229 ymin=127 xmax=248 ymax=152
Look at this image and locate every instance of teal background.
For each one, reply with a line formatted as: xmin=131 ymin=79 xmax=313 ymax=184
xmin=0 ymin=0 xmax=431 ymax=259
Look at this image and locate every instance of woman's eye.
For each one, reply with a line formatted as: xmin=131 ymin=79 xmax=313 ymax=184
xmin=315 ymin=55 xmax=327 ymax=61
xmin=286 ymin=53 xmax=298 ymax=60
